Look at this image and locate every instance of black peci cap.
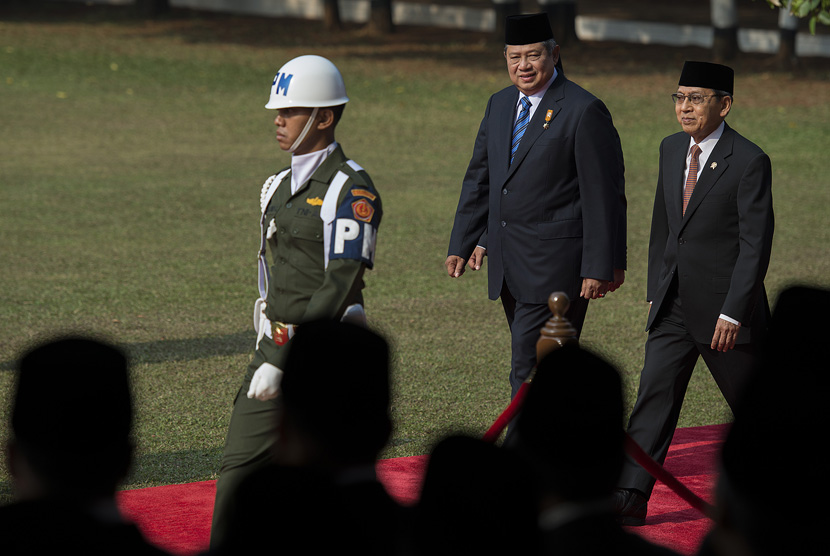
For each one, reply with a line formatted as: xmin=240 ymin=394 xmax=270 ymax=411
xmin=505 ymin=13 xmax=554 ymax=45
xmin=679 ymin=61 xmax=734 ymax=95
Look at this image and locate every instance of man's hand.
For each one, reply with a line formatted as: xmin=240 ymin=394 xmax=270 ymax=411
xmin=247 ymin=362 xmax=284 ymax=401
xmin=711 ymin=318 xmax=740 ymax=352
xmin=445 ymin=255 xmax=467 ymax=278
xmin=467 ymin=246 xmax=486 ymax=271
xmin=608 ymin=269 xmax=625 ymax=292
xmin=581 ymin=278 xmax=610 ymax=299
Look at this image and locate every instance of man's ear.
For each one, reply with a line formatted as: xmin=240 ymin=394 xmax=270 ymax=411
xmin=317 ymin=108 xmax=336 ymax=131
xmin=719 ymin=95 xmax=733 ymax=118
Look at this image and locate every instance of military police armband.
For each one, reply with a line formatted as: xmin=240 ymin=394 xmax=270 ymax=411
xmin=329 ymin=186 xmax=380 ymax=267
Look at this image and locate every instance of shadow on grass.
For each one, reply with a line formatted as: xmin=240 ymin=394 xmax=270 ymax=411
xmin=0 ymin=331 xmax=255 ymax=372
xmin=124 ymin=331 xmax=255 ymax=366
xmin=125 ymin=447 xmax=224 ymax=488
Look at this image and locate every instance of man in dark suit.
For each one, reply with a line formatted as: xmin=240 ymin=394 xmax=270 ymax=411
xmin=614 ymin=61 xmax=774 ymax=525
xmin=445 ymin=13 xmax=625 ymax=403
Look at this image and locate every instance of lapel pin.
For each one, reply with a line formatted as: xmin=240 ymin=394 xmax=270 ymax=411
xmin=710 ymin=162 xmax=717 ymax=170
xmin=543 ymin=109 xmax=553 ymax=130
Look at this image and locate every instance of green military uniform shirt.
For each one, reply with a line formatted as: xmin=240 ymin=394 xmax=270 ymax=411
xmin=255 ymin=144 xmax=381 ymax=372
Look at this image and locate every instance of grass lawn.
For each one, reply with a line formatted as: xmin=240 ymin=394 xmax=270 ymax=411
xmin=1 ymin=4 xmax=828 ymax=501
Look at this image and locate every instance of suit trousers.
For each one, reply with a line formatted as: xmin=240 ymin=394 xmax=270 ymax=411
xmin=500 ymin=281 xmax=589 ymax=400
xmin=618 ymin=285 xmax=757 ymax=497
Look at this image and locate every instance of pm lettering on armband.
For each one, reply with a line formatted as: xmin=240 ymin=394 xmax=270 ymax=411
xmin=332 ymin=218 xmax=377 ymax=265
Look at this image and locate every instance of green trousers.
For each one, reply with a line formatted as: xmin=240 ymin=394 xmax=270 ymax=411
xmin=210 ymin=344 xmax=284 ymax=549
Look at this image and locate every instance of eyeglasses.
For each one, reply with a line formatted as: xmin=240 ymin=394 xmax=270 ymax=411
xmin=671 ymin=93 xmax=720 ymax=105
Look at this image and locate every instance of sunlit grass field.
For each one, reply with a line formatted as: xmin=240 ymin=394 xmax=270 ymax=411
xmin=1 ymin=6 xmax=828 ymax=500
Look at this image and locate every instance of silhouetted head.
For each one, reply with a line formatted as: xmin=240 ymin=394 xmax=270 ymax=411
xmin=412 ymin=434 xmax=540 ymax=555
xmin=513 ymin=344 xmax=624 ymax=502
xmin=713 ymin=285 xmax=830 ymax=555
xmin=9 ymin=336 xmax=133 ymax=500
xmin=280 ymin=320 xmax=391 ymax=467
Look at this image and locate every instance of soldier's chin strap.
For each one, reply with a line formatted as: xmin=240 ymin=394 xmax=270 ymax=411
xmin=288 ymin=107 xmax=319 ymax=153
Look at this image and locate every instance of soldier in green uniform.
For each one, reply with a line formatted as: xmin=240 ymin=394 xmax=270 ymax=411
xmin=210 ymin=55 xmax=382 ymax=547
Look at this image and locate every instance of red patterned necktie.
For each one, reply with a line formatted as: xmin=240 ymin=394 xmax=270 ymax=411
xmin=683 ymin=144 xmax=702 ymax=216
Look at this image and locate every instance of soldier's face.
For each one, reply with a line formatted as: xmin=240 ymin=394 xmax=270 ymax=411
xmin=274 ymin=107 xmax=315 ymax=153
xmin=505 ymin=43 xmax=559 ymax=96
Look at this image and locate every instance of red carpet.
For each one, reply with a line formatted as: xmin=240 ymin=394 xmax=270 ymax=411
xmin=117 ymin=424 xmax=726 ymax=555
xmin=631 ymin=423 xmax=724 ymax=554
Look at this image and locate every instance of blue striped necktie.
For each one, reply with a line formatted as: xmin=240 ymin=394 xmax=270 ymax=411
xmin=510 ymin=96 xmax=531 ymax=165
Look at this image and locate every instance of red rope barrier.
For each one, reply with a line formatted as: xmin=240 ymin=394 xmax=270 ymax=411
xmin=622 ymin=433 xmax=713 ymax=518
xmin=482 ymin=380 xmax=713 ymax=519
xmin=481 ymin=382 xmax=529 ymax=443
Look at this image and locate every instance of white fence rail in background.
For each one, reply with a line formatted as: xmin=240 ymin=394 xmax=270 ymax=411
xmin=51 ymin=0 xmax=830 ymax=57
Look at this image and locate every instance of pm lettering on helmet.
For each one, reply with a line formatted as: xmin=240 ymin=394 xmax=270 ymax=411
xmin=265 ymin=55 xmax=349 ymax=110
xmin=273 ymin=72 xmax=293 ymax=97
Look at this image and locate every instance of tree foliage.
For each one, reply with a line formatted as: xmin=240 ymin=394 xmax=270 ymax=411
xmin=765 ymin=0 xmax=830 ymax=33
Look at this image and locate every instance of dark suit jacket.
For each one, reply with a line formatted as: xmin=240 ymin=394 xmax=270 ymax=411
xmin=646 ymin=123 xmax=774 ymax=344
xmin=448 ymin=71 xmax=625 ymax=304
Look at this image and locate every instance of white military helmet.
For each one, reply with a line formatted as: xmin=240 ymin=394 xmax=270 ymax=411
xmin=265 ymin=55 xmax=349 ymax=110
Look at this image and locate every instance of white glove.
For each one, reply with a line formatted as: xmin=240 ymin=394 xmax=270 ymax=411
xmin=247 ymin=362 xmax=284 ymax=401
xmin=341 ymin=303 xmax=367 ymax=327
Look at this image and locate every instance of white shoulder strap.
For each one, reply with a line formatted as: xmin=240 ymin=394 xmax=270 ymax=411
xmin=321 ymin=171 xmax=349 ymax=270
xmin=321 ymin=160 xmax=363 ymax=269
xmin=258 ymin=169 xmax=291 ymax=299
xmin=261 ymin=168 xmax=291 ymax=214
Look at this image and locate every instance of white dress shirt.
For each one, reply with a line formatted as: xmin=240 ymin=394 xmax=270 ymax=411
xmin=513 ymin=68 xmax=558 ymax=125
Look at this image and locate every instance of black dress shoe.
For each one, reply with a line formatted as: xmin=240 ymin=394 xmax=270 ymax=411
xmin=612 ymin=488 xmax=648 ymax=526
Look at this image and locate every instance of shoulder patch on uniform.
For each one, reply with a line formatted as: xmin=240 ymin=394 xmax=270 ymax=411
xmin=351 ymin=188 xmax=377 ymax=201
xmin=351 ymin=198 xmax=375 ymax=223
xmin=329 ymin=182 xmax=381 ymax=268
